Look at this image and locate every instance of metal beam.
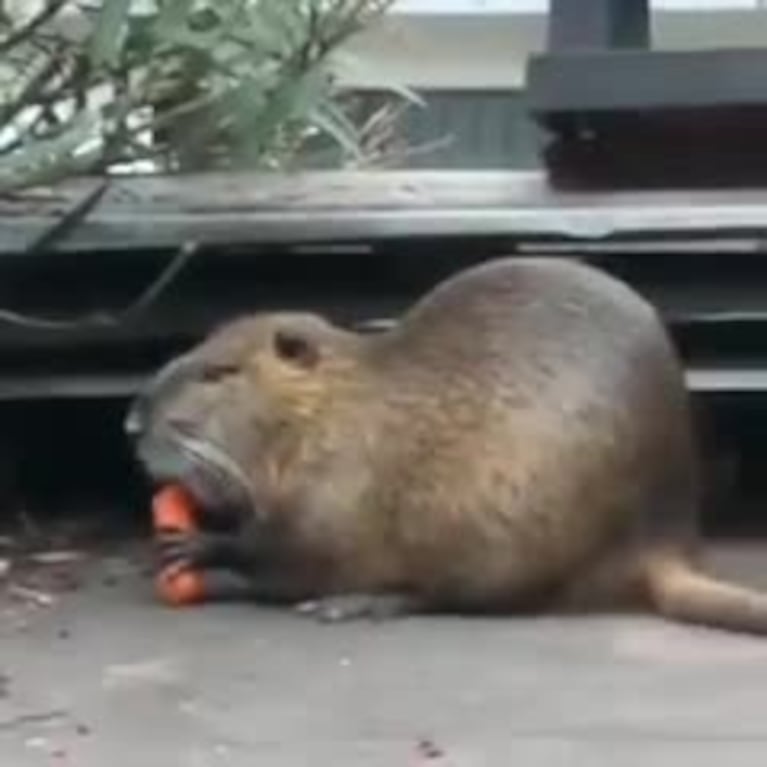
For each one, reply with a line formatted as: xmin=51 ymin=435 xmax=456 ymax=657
xmin=11 ymin=172 xmax=767 ymax=254
xmin=547 ymin=0 xmax=650 ymax=51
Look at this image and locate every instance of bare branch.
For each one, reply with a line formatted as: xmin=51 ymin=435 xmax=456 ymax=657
xmin=0 ymin=0 xmax=69 ymax=56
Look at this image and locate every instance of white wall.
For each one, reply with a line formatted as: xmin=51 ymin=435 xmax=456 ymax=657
xmin=11 ymin=1 xmax=767 ymax=91
xmin=393 ymin=1 xmax=762 ymax=11
xmin=342 ymin=3 xmax=767 ymax=89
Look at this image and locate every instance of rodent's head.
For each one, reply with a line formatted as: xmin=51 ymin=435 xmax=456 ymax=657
xmin=125 ymin=312 xmax=360 ymax=518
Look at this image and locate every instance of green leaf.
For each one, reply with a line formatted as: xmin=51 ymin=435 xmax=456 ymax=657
xmin=224 ymin=10 xmax=289 ymax=58
xmin=155 ymin=0 xmax=195 ymax=32
xmin=152 ymin=2 xmax=244 ymax=62
xmin=123 ymin=13 xmax=157 ymax=60
xmin=333 ymin=50 xmax=425 ymax=107
xmin=233 ymin=64 xmax=330 ymax=163
xmin=0 ymin=0 xmax=409 ymax=184
xmin=309 ymin=99 xmax=363 ymax=161
xmin=253 ymin=0 xmax=307 ymax=52
xmin=88 ymin=0 xmax=132 ymax=68
xmin=0 ymin=111 xmax=98 ymax=192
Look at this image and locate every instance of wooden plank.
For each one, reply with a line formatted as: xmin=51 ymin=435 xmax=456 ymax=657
xmin=7 ymin=171 xmax=767 ymax=253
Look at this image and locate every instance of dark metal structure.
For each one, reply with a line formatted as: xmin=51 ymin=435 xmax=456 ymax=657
xmin=5 ymin=2 xmax=767 ymax=404
xmin=1 ymin=3 xmax=767 ymax=493
xmin=527 ymin=0 xmax=767 ymax=189
xmin=5 ymin=2 xmax=767 ymax=524
xmin=1 ymin=170 xmax=767 ymax=402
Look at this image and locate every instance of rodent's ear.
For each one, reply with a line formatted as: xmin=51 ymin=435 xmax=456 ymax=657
xmin=273 ymin=327 xmax=320 ymax=369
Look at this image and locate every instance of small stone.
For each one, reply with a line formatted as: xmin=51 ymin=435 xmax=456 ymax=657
xmin=49 ymin=571 xmax=81 ymax=593
xmin=29 ymin=550 xmax=82 ymax=566
xmin=8 ymin=584 xmax=55 ymax=607
xmin=24 ymin=736 xmax=47 ymax=750
xmin=416 ymin=739 xmax=444 ymax=760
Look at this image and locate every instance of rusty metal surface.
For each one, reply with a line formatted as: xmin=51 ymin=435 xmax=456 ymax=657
xmin=8 ymin=172 xmax=767 ymax=253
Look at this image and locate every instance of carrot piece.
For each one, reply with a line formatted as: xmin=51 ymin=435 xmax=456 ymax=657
xmin=152 ymin=484 xmax=197 ymax=533
xmin=152 ymin=484 xmax=206 ymax=606
xmin=156 ymin=568 xmax=206 ymax=606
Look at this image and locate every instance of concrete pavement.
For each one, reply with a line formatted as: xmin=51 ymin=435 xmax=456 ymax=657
xmin=2 ymin=543 xmax=767 ymax=766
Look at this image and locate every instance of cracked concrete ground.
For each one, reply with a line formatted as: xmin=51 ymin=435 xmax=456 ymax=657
xmin=3 ymin=542 xmax=767 ymax=766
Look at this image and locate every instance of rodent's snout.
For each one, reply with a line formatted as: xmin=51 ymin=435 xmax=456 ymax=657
xmin=124 ymin=353 xmax=201 ymax=442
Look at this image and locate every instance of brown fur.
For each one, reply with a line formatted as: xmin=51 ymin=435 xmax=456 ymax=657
xmin=129 ymin=257 xmax=767 ymax=633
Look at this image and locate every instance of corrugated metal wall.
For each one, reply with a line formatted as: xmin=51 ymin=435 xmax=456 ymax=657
xmin=402 ymin=89 xmax=542 ymax=169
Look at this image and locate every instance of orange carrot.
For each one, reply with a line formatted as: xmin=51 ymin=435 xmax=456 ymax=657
xmin=152 ymin=484 xmax=206 ymax=606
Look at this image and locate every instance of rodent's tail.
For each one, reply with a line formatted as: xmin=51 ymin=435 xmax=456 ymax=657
xmin=643 ymin=551 xmax=767 ymax=635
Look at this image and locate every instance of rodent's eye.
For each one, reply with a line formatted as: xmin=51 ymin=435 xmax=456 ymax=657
xmin=200 ymin=363 xmax=240 ymax=383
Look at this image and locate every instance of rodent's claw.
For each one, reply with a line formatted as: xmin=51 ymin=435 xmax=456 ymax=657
xmin=155 ymin=530 xmax=206 ymax=571
xmin=295 ymin=593 xmax=417 ymax=623
xmin=155 ymin=530 xmax=244 ymax=573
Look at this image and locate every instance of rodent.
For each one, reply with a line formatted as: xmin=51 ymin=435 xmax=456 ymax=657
xmin=126 ymin=256 xmax=767 ymax=632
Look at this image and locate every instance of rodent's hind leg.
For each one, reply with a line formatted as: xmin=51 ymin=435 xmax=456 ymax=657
xmin=552 ymin=548 xmax=648 ymax=615
xmin=295 ymin=593 xmax=421 ymax=623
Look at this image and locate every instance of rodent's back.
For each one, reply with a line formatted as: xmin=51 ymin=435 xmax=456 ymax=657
xmin=361 ymin=258 xmax=698 ymax=605
xmin=384 ymin=258 xmax=669 ymax=392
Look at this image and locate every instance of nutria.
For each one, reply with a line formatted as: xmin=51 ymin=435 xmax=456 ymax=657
xmin=126 ymin=256 xmax=767 ymax=632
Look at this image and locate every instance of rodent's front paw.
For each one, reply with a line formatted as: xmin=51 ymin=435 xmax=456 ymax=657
xmin=155 ymin=530 xmax=215 ymax=573
xmin=295 ymin=593 xmax=417 ymax=623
